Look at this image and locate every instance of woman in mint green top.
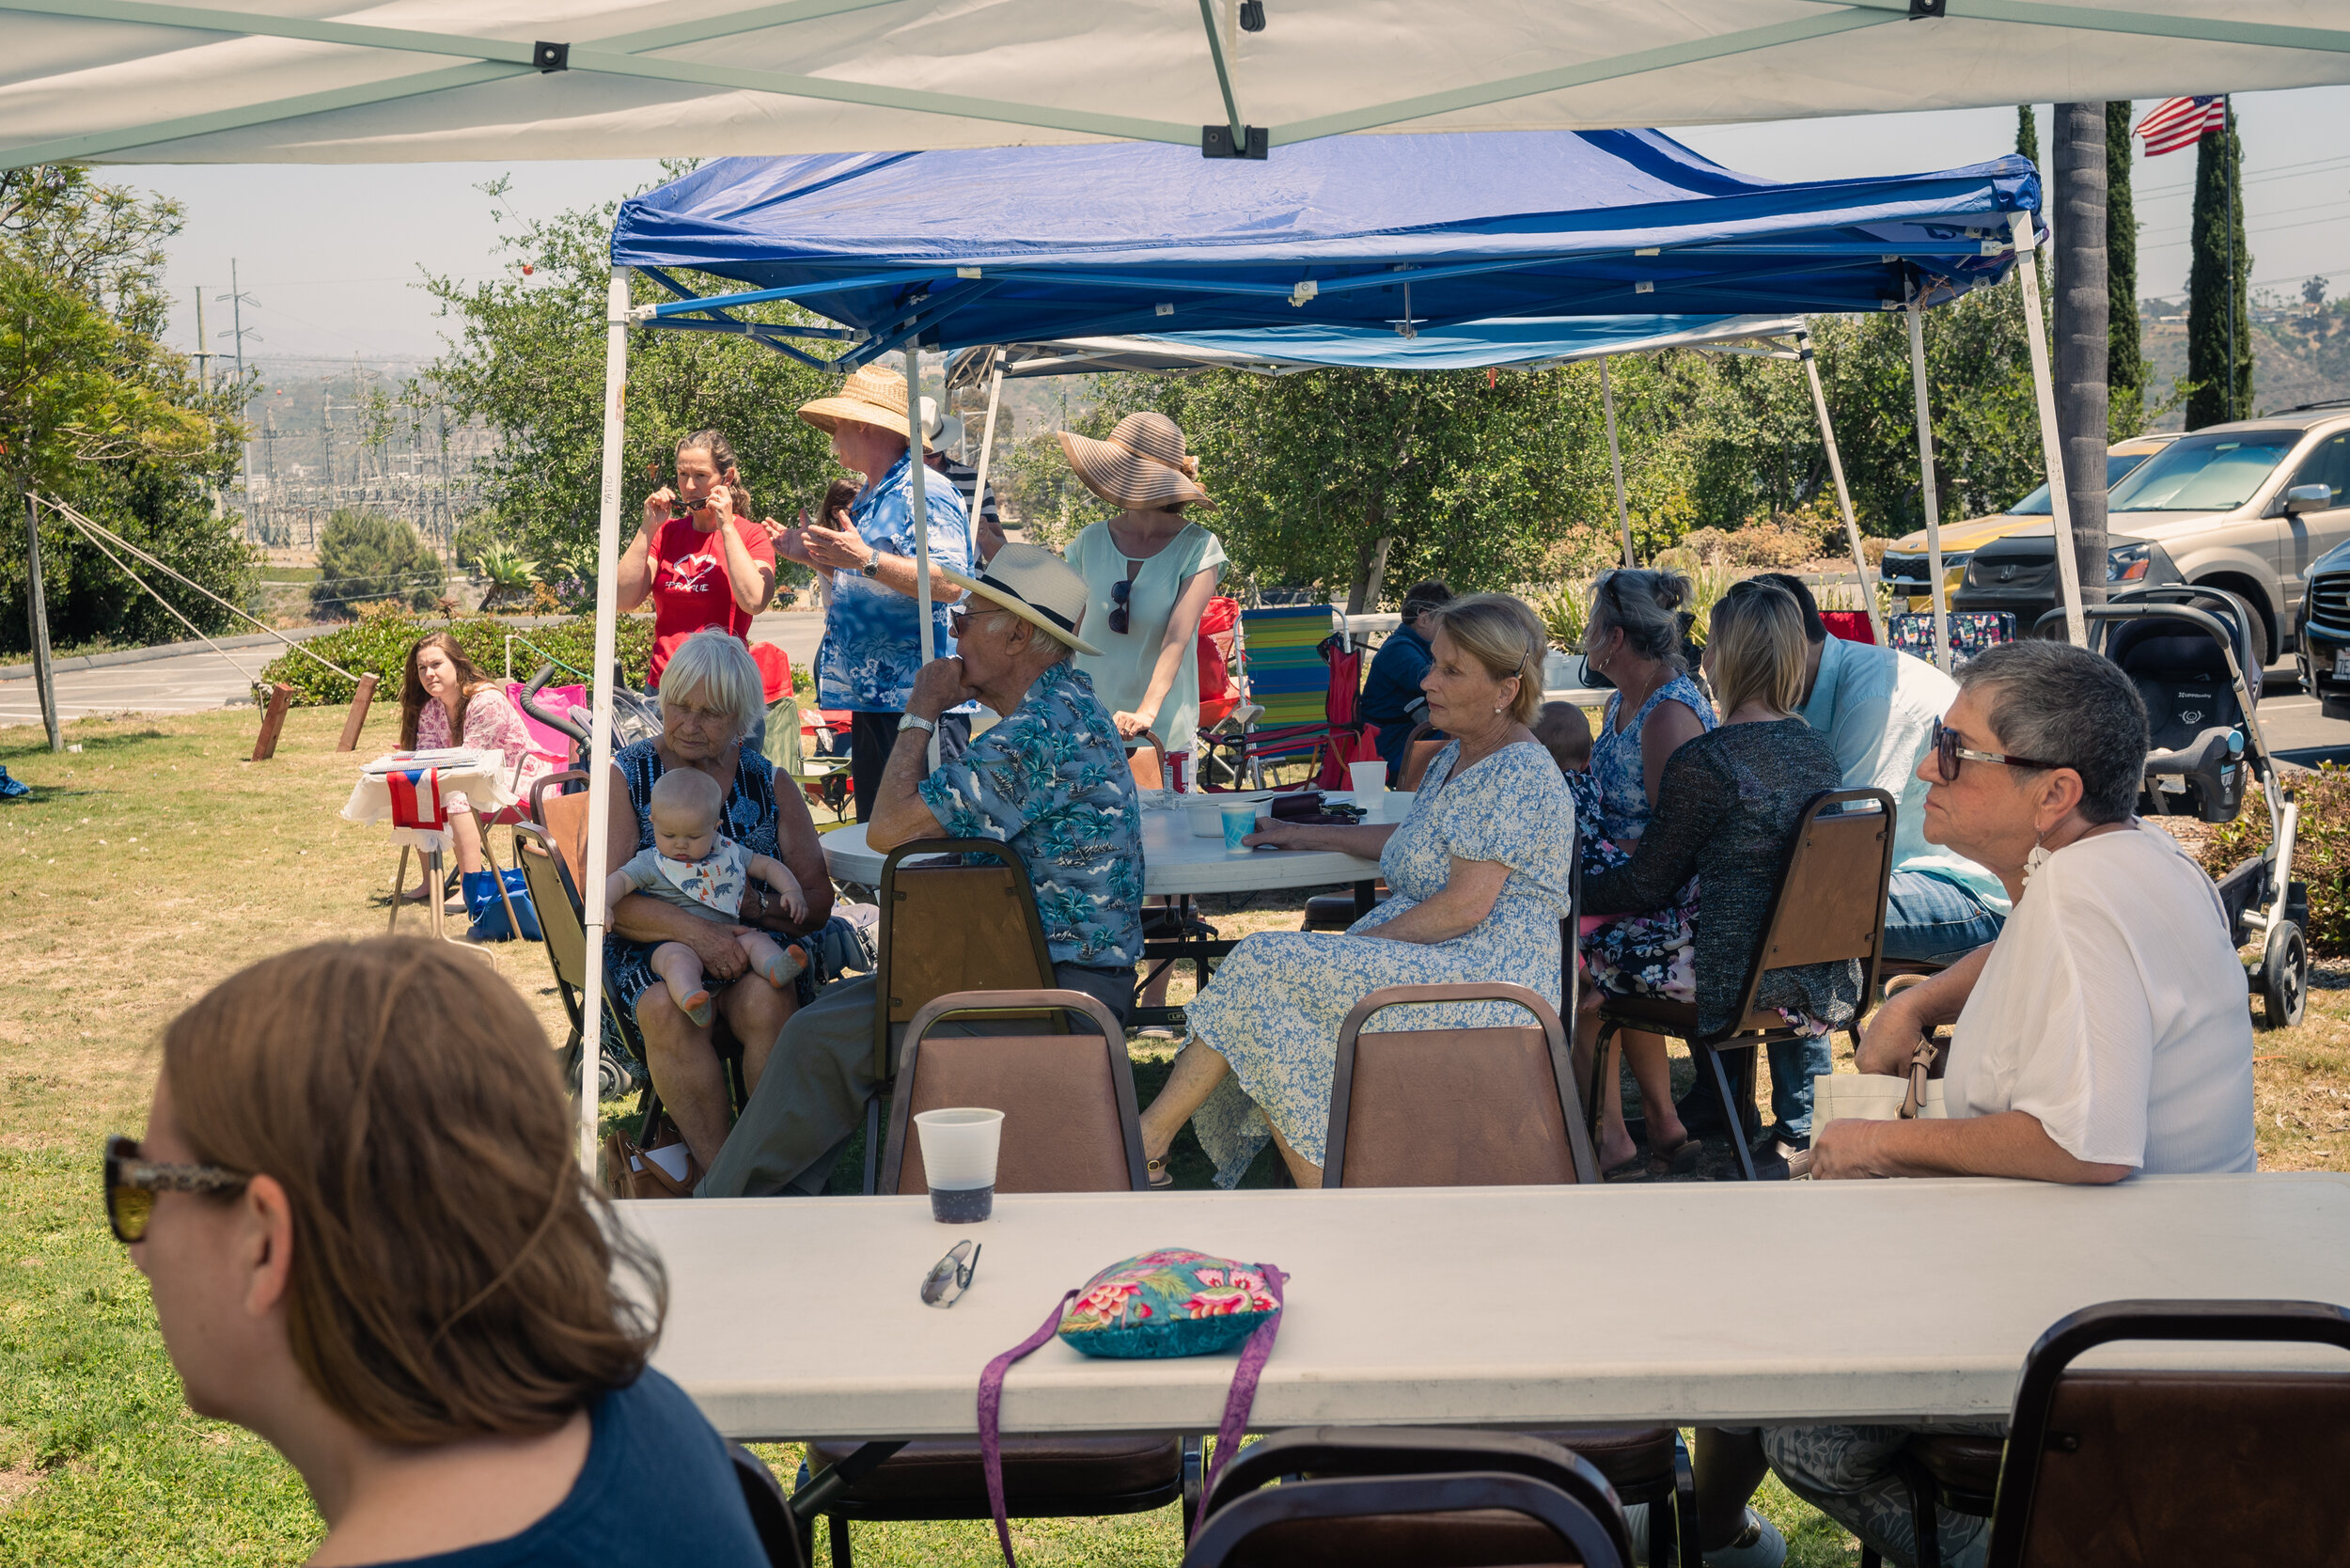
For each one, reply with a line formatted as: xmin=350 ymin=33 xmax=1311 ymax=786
xmin=1058 ymin=413 xmax=1228 ymax=754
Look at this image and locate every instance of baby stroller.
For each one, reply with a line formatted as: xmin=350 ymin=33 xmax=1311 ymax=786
xmin=2038 ymin=584 xmax=2309 ymax=1027
xmin=516 ymin=661 xmax=664 ymax=769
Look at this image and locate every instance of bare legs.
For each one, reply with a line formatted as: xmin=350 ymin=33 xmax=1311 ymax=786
xmin=634 ymin=974 xmax=800 ymax=1170
xmin=1693 ymin=1428 xmax=1772 ymax=1553
xmin=1136 ymin=1039 xmax=1324 ymax=1188
xmin=1575 ymin=995 xmax=1689 ymax=1172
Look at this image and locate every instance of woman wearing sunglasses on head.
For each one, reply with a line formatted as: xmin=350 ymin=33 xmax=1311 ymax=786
xmin=1057 ymin=412 xmax=1227 ymax=760
xmin=108 ymin=938 xmax=770 ymax=1566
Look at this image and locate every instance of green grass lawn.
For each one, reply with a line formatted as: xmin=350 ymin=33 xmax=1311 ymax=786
xmin=1 ymin=706 xmax=2341 ymax=1564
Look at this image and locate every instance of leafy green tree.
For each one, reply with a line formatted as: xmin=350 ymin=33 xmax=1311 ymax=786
xmin=2186 ymin=104 xmax=2252 ymax=429
xmin=2107 ymin=101 xmax=2145 ymax=435
xmin=0 ymin=165 xmax=250 ymax=656
xmin=423 ymin=171 xmax=836 ymax=585
xmin=312 ymin=510 xmax=446 ymax=617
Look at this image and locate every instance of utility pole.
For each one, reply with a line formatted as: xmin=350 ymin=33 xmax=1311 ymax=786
xmin=192 ymin=286 xmax=225 ymax=522
xmin=216 ymin=261 xmax=260 ymax=519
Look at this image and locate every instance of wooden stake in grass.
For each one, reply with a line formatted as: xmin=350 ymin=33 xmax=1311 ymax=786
xmin=252 ymin=682 xmax=294 ymax=761
xmin=337 ymin=672 xmax=379 ymax=753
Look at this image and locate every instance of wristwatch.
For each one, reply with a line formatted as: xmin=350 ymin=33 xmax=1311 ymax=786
xmin=901 ymin=713 xmax=939 ymax=737
xmin=859 ymin=547 xmax=885 ymax=579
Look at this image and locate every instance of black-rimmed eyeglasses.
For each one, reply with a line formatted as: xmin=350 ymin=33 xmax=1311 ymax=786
xmin=1930 ymin=717 xmax=2065 ymax=784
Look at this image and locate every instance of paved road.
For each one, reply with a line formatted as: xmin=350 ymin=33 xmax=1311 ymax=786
xmin=0 ymin=612 xmax=828 ymax=731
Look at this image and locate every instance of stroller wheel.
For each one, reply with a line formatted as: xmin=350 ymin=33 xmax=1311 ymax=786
xmin=2260 ymin=921 xmax=2310 ymax=1030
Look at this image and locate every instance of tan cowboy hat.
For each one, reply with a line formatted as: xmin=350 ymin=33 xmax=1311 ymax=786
xmin=1057 ymin=411 xmax=1214 ymax=510
xmin=797 ymin=364 xmax=938 ymax=447
xmin=935 ymin=542 xmax=1103 ymax=657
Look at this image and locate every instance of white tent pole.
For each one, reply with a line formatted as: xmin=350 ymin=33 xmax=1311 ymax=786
xmin=1600 ymin=355 xmax=1634 ymax=568
xmin=1794 ymin=324 xmax=1883 ymax=644
xmin=970 ymin=349 xmax=1007 ymax=534
xmin=1905 ymin=299 xmax=1953 ymax=674
xmin=905 ymin=348 xmax=938 ymax=768
xmin=2008 ymin=210 xmax=2086 ymax=647
xmin=578 ymin=268 xmax=630 ymax=1174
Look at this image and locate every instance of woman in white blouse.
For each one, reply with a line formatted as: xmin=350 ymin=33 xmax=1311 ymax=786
xmin=1814 ymin=636 xmax=2255 ymax=1182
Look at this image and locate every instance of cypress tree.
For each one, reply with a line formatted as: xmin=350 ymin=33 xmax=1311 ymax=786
xmin=2016 ymin=105 xmax=2039 ymax=165
xmin=2186 ymin=102 xmax=2252 ymax=429
xmin=2107 ymin=102 xmax=2144 ymax=434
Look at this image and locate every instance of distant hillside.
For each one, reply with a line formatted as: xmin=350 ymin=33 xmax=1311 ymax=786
xmin=2140 ymin=306 xmax=2350 ymax=429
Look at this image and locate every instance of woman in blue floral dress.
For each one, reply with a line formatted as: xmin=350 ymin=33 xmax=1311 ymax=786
xmin=1136 ymin=595 xmax=1574 ymax=1188
xmin=1575 ymin=568 xmax=1714 ymax=1176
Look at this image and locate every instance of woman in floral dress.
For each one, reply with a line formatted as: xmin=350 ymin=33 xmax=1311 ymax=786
xmin=1136 ymin=595 xmax=1574 ymax=1188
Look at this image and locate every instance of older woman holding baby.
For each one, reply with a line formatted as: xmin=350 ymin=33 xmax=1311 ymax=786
xmin=601 ymin=630 xmax=833 ymax=1177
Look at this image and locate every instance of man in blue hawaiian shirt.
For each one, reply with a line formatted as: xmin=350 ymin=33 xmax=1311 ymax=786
xmin=776 ymin=363 xmax=978 ymax=823
xmin=699 ymin=544 xmax=1144 ymax=1199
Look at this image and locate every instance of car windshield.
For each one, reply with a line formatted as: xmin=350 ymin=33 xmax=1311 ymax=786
xmin=2005 ymin=451 xmax=2160 ymax=514
xmin=2107 ymin=430 xmax=2300 ymax=512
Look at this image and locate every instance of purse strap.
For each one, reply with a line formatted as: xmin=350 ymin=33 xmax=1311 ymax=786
xmin=1898 ymin=1036 xmax=1942 ymax=1120
xmin=977 ymin=1265 xmax=1288 ymax=1568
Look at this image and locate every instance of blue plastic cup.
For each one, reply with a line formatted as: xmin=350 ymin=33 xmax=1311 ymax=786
xmin=1221 ymin=803 xmax=1259 ymax=851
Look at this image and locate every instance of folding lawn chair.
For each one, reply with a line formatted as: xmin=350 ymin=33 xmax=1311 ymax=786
xmin=1200 ymin=604 xmax=1364 ymax=791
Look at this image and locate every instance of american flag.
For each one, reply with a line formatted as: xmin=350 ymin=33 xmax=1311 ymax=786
xmin=2134 ymin=95 xmax=2229 ymax=156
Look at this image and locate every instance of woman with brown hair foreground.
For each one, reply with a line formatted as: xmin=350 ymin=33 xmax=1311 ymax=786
xmin=107 ymin=938 xmax=768 ymax=1565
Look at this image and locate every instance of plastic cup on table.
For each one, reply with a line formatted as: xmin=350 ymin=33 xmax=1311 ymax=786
xmin=1348 ymin=760 xmax=1387 ymax=810
xmin=1221 ymin=803 xmax=1259 ymax=852
xmin=914 ymin=1107 xmax=1003 ymax=1223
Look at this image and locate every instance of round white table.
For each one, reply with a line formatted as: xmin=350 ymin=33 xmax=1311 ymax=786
xmin=820 ymin=807 xmax=1382 ymax=896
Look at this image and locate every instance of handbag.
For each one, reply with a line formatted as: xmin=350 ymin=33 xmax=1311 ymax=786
xmin=1811 ymin=1035 xmax=1948 ymax=1126
xmin=462 ymin=869 xmax=542 ymax=943
xmin=978 ymin=1247 xmax=1285 ymax=1568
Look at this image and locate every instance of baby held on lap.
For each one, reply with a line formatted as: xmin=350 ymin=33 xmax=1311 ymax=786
xmin=604 ymin=768 xmax=807 ymax=1027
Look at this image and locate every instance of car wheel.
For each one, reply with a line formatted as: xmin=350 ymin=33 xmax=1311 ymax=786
xmin=2261 ymin=920 xmax=2308 ymax=1030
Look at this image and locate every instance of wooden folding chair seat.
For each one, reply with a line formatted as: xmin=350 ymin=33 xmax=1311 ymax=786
xmin=1968 ymin=1298 xmax=2350 ymax=1568
xmin=803 ymin=989 xmax=1187 ymax=1567
xmin=1321 ymin=983 xmax=1692 ymax=1567
xmin=1188 ymin=1427 xmax=1631 ymax=1568
xmin=1589 ymin=788 xmax=1895 ymax=1181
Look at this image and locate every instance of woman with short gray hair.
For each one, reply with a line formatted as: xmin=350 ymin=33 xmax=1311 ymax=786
xmin=601 ymin=629 xmax=833 ymax=1179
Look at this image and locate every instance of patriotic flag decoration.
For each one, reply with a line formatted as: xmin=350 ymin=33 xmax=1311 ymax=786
xmin=384 ymin=767 xmax=446 ymax=832
xmin=2134 ymin=95 xmax=2229 ymax=156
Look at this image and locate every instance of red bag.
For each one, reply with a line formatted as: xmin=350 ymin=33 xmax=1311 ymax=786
xmin=1198 ymin=597 xmax=1238 ymax=701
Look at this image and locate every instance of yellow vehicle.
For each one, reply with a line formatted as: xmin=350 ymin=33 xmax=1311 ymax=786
xmin=1878 ymin=434 xmax=2180 ymax=612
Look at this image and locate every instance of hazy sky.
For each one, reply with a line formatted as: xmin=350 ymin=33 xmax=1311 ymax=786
xmin=124 ymin=84 xmax=2350 ymax=369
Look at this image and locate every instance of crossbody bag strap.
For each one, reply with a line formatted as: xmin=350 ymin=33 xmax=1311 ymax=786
xmin=979 ymin=1290 xmax=1078 ymax=1568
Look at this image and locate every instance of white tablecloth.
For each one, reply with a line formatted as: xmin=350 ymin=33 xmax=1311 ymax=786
xmin=340 ymin=748 xmax=518 ymax=851
xmin=626 ymin=1174 xmax=2350 ymax=1443
xmin=821 ymin=807 xmax=1382 ymax=897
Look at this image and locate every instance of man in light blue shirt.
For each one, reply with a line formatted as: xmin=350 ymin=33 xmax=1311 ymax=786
xmin=1741 ymin=575 xmax=2011 ymax=1149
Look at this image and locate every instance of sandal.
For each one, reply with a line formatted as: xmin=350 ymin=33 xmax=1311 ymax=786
xmin=1146 ymin=1155 xmax=1174 ymax=1189
xmin=1647 ymin=1136 xmax=1703 ymax=1179
xmin=1601 ymin=1152 xmax=1649 ymax=1184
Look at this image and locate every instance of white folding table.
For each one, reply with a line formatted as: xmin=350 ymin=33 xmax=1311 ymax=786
xmin=627 ymin=1173 xmax=2350 ymax=1444
xmin=820 ymin=808 xmax=1383 ymax=898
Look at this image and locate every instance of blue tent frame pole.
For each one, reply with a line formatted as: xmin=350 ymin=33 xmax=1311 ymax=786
xmin=1907 ymin=299 xmax=1953 ymax=674
xmin=580 ymin=266 xmax=631 ymax=1173
xmin=1600 ymin=355 xmax=1634 ymax=567
xmin=1795 ymin=323 xmax=1883 ymax=643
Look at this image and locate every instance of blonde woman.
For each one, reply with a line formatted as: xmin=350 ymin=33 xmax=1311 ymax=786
xmin=1578 ymin=581 xmax=1862 ymax=1167
xmin=1134 ymin=594 xmax=1574 ymax=1190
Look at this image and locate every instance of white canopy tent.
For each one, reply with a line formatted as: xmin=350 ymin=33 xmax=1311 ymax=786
xmin=15 ymin=4 xmax=2346 ymax=1170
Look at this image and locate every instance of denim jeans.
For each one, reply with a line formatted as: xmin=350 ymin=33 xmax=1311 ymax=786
xmin=1881 ymin=869 xmax=2007 ymax=964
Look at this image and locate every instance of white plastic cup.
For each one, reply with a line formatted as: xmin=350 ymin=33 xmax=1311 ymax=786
xmin=914 ymin=1107 xmax=1003 ymax=1222
xmin=1348 ymin=760 xmax=1387 ymax=807
xmin=1221 ymin=802 xmax=1259 ymax=851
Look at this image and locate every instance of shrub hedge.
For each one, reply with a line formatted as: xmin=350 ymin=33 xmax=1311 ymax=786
xmin=260 ymin=612 xmax=651 ymax=707
xmin=2196 ymin=761 xmax=2350 ymax=958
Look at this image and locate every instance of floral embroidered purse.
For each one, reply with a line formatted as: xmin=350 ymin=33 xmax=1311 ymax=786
xmin=978 ymin=1247 xmax=1286 ymax=1567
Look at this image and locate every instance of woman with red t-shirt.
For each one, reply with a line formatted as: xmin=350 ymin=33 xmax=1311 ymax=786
xmin=617 ymin=430 xmax=776 ymax=691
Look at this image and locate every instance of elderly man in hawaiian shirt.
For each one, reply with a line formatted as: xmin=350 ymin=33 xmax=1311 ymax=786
xmin=699 ymin=544 xmax=1143 ymax=1199
xmin=778 ymin=363 xmax=979 ymax=823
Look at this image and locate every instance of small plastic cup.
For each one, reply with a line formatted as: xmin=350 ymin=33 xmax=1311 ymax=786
xmin=914 ymin=1107 xmax=1003 ymax=1223
xmin=1348 ymin=760 xmax=1387 ymax=808
xmin=1221 ymin=803 xmax=1259 ymax=851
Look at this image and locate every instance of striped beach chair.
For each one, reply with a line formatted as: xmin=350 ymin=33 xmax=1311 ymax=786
xmin=1202 ymin=604 xmax=1363 ymax=791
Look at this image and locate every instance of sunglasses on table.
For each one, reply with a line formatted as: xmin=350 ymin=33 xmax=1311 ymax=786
xmin=921 ymin=1240 xmax=982 ymax=1308
xmin=1928 ymin=718 xmax=2065 ymax=784
xmin=102 ymin=1135 xmax=250 ymax=1245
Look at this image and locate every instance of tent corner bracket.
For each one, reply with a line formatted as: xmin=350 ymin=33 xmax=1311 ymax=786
xmin=1202 ymin=125 xmax=1268 ymax=160
xmin=1907 ymin=0 xmax=1945 ymax=17
xmin=533 ymin=40 xmax=569 ymax=71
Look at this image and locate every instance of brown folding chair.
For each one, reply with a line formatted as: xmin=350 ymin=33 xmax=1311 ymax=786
xmin=1124 ymin=727 xmax=1168 ymax=792
xmin=1188 ymin=1427 xmax=1632 ymax=1568
xmin=1966 ymin=1298 xmax=2350 ymax=1568
xmin=1395 ymin=720 xmax=1448 ymax=792
xmin=803 ymin=989 xmax=1188 ymax=1568
xmin=531 ymin=768 xmax=592 ymax=890
xmin=1589 ymin=788 xmax=1895 ymax=1181
xmin=864 ymin=839 xmax=1061 ymax=1192
xmin=1321 ymin=983 xmax=1691 ymax=1567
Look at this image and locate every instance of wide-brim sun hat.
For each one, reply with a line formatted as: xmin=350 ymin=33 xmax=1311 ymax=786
xmin=935 ymin=542 xmax=1104 ymax=657
xmin=1058 ymin=411 xmax=1214 ymax=510
xmin=798 ymin=364 xmax=938 ymax=447
xmin=923 ymin=400 xmax=966 ymax=454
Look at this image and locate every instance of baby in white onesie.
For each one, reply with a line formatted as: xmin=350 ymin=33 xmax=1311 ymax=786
xmin=606 ymin=767 xmax=807 ymax=1027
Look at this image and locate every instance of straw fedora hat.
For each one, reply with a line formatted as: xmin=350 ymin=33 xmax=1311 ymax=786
xmin=797 ymin=364 xmax=936 ymax=447
xmin=1058 ymin=412 xmax=1214 ymax=510
xmin=935 ymin=543 xmax=1103 ymax=657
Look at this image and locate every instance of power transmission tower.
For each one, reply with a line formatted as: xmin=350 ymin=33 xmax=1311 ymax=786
xmin=216 ymin=259 xmax=261 ymax=518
